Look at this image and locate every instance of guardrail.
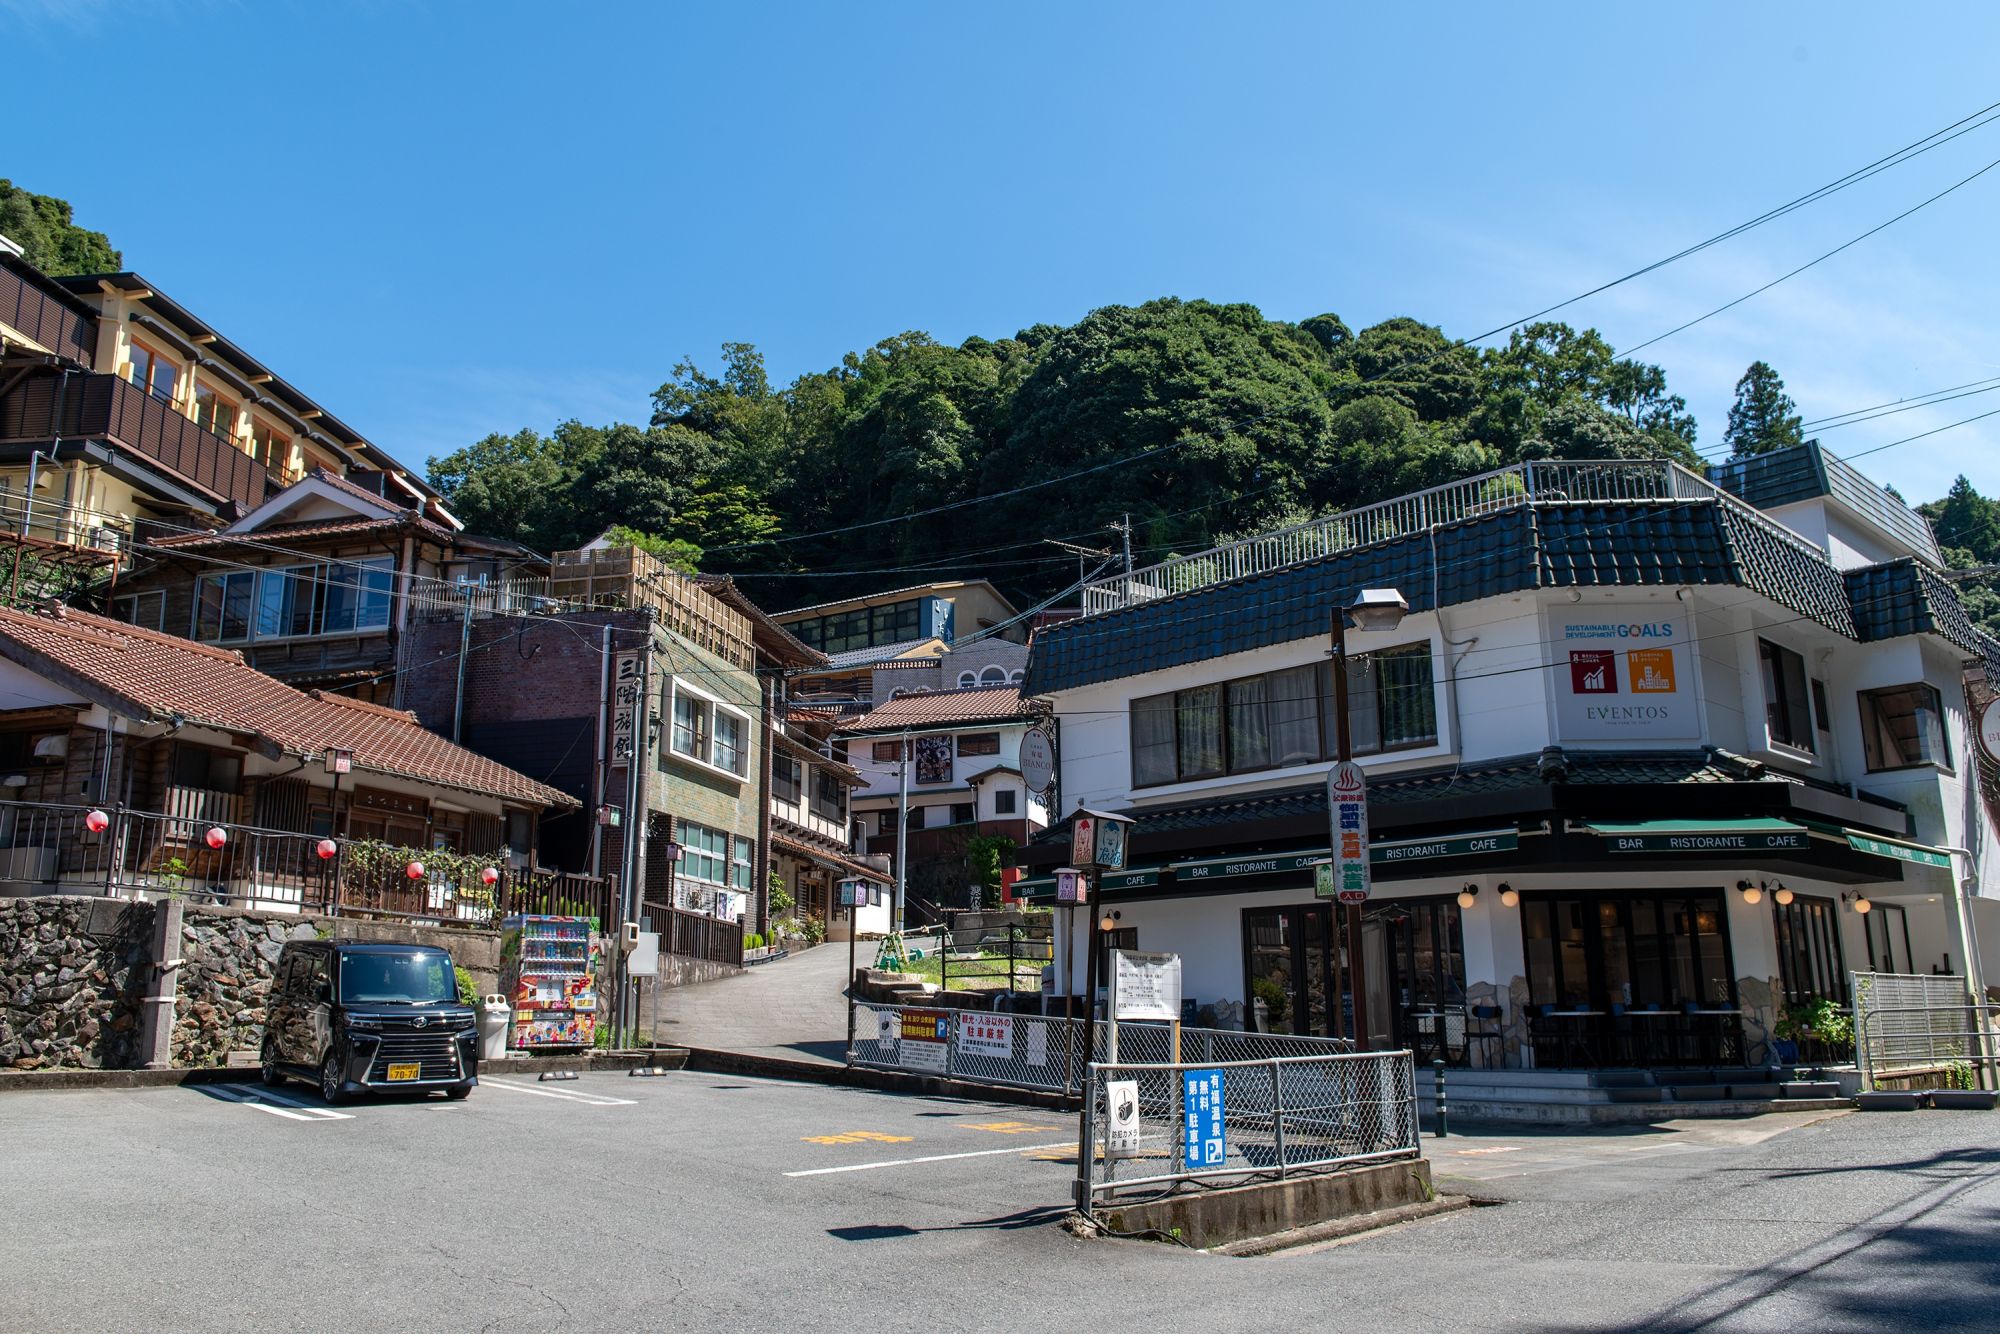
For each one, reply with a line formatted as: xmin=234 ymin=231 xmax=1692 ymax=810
xmin=1857 ymin=1003 xmax=1999 ymax=1091
xmin=1076 ymin=1049 xmax=1419 ymax=1208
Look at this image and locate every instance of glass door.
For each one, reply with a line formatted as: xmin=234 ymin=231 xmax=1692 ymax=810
xmin=1242 ymin=905 xmax=1337 ymax=1037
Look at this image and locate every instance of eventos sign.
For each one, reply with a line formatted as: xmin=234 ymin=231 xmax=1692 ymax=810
xmin=1547 ymin=609 xmax=1699 ymax=744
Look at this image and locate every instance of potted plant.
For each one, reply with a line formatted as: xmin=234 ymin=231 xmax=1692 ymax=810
xmin=1930 ymin=1060 xmax=1999 ymax=1110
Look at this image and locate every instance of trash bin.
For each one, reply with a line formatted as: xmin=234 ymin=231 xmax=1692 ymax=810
xmin=478 ymin=994 xmax=511 ymax=1063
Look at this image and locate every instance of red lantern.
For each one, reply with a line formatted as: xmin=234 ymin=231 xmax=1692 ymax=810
xmin=84 ymin=809 xmax=109 ymax=834
xmin=316 ymin=838 xmax=338 ymax=861
xmin=205 ymin=827 xmax=227 ymax=850
xmin=405 ymin=860 xmax=425 ymax=880
xmin=480 ymin=866 xmax=499 ymax=886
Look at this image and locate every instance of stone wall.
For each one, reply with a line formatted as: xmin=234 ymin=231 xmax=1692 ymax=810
xmin=0 ymin=897 xmax=155 ymax=1070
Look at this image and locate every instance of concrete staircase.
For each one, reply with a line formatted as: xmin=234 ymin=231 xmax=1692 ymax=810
xmin=1415 ymin=1066 xmax=1852 ymax=1126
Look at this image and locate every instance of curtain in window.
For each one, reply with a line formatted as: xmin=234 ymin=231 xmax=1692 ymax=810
xmin=1176 ymin=685 xmax=1223 ymax=778
xmin=1132 ymin=693 xmax=1177 ymax=786
xmin=1267 ymin=666 xmax=1320 ymax=766
xmin=1226 ymin=676 xmax=1270 ymax=771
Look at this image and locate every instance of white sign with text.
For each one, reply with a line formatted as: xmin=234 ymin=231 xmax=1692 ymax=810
xmin=1545 ymin=607 xmax=1699 ymax=744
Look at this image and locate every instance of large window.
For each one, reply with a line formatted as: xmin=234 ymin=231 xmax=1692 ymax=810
xmin=251 ymin=420 xmax=289 ymax=474
xmin=1859 ymin=684 xmax=1950 ymax=772
xmin=1773 ymin=895 xmax=1847 ymax=1005
xmin=678 ymin=822 xmax=733 ymax=885
xmin=1758 ymin=639 xmax=1813 ymax=752
xmin=773 ymin=755 xmax=802 ymax=804
xmin=1864 ymin=903 xmax=1914 ymax=973
xmin=128 ymin=341 xmax=179 ymax=405
xmin=1130 ymin=645 xmax=1437 ymax=787
xmin=1522 ymin=892 xmax=1734 ymax=1010
xmin=665 ymin=680 xmax=750 ymax=778
xmin=192 ymin=385 xmax=237 ymax=441
xmin=811 ymin=769 xmax=846 ymax=823
xmin=790 ymin=599 xmax=924 ymax=654
xmin=194 ymin=560 xmax=393 ymax=643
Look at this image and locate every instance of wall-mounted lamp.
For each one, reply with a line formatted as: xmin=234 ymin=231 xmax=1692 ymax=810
xmin=1773 ymin=882 xmax=1794 ymax=906
xmin=1498 ymin=883 xmax=1519 ymax=908
xmin=1456 ymin=883 xmax=1479 ymax=909
xmin=1737 ymin=879 xmax=1763 ymax=906
xmin=1843 ymin=891 xmax=1873 ymax=915
xmin=1099 ymin=910 xmax=1121 ymax=932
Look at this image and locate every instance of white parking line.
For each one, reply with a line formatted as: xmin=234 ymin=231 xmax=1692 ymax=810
xmin=478 ymin=1077 xmax=636 ymax=1107
xmin=208 ymin=1084 xmax=355 ymax=1122
xmin=784 ymin=1141 xmax=1074 ymax=1177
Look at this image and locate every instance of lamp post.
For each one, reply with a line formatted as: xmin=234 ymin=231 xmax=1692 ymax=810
xmin=1330 ymin=587 xmax=1407 ymax=1053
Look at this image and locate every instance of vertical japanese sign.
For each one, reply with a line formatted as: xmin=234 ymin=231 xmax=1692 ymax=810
xmin=1105 ymin=1079 xmax=1142 ymax=1159
xmin=612 ymin=652 xmax=642 ymax=764
xmin=1182 ymin=1068 xmax=1226 ymax=1169
xmin=1328 ymin=762 xmax=1372 ymax=904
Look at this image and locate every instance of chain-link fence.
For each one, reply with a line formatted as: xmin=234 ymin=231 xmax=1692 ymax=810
xmin=849 ymin=1002 xmax=1356 ymax=1098
xmin=1076 ymin=1049 xmax=1419 ymax=1209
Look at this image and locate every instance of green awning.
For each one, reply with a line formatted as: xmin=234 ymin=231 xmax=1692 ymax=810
xmin=1844 ymin=831 xmax=1953 ymax=869
xmin=1585 ymin=818 xmax=1809 ymax=853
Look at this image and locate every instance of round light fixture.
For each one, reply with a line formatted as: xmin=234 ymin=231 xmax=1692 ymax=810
xmin=1456 ymin=884 xmax=1479 ymax=909
xmin=1742 ymin=883 xmax=1763 ymax=906
xmin=1498 ymin=883 xmax=1519 ymax=908
xmin=1773 ymin=885 xmax=1794 ymax=906
xmin=1853 ymin=895 xmax=1873 ymax=915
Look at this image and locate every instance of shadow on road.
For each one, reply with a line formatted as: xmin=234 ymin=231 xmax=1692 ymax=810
xmin=827 ymin=1206 xmax=1071 ymax=1243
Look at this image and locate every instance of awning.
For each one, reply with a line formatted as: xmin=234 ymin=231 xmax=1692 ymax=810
xmin=1014 ymin=828 xmax=1519 ymax=899
xmin=1583 ymin=818 xmax=1808 ymax=853
xmin=1843 ymin=830 xmax=1953 ymax=869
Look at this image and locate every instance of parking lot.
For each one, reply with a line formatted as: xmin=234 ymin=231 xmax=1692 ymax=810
xmin=6 ymin=1072 xmax=1999 ymax=1333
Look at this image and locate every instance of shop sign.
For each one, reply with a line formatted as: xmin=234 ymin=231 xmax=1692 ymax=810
xmin=1603 ymin=830 xmax=1808 ymax=853
xmin=1547 ymin=609 xmax=1699 ymax=745
xmin=1182 ymin=1068 xmax=1226 ymax=1169
xmin=1981 ymin=699 xmax=2000 ymax=765
xmin=900 ymin=1009 xmax=949 ymax=1043
xmin=1329 ymin=762 xmax=1372 ymax=904
xmin=958 ymin=1014 xmax=1013 ymax=1059
xmin=1111 ymin=950 xmax=1181 ymax=1022
xmin=612 ymin=652 xmax=642 ymax=763
xmin=1372 ymin=830 xmax=1519 ymax=863
xmin=1020 ymin=727 xmax=1055 ymax=794
xmin=1846 ymin=832 xmax=1953 ymax=868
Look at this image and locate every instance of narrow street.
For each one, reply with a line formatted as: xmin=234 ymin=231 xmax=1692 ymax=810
xmin=649 ymin=941 xmax=855 ymax=1063
xmin=3 ymin=1074 xmax=1995 ymax=1332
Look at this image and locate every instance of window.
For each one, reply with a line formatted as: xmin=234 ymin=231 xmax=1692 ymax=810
xmin=193 ymin=570 xmax=255 ymax=641
xmin=1009 ymin=669 xmax=1024 ymax=684
xmin=1759 ymin=639 xmax=1813 ymax=752
xmin=732 ymin=836 xmax=754 ymax=890
xmin=1811 ymin=678 xmax=1831 ymax=735
xmin=790 ymin=599 xmax=925 ymax=654
xmin=877 ymin=810 xmax=895 ymax=835
xmin=773 ymin=755 xmax=802 ymax=804
xmin=906 ymin=806 xmax=926 ymax=830
xmin=812 ymin=769 xmax=846 ymax=822
xmin=1773 ymin=895 xmax=1847 ymax=1006
xmin=251 ymin=420 xmax=289 ymax=473
xmin=958 ymin=671 xmax=977 ymax=688
xmin=111 ymin=590 xmax=165 ymax=631
xmin=1859 ymin=684 xmax=1950 ymax=771
xmin=192 ymin=385 xmax=237 ymax=441
xmin=1130 ymin=646 xmax=1437 ymax=787
xmin=171 ymin=744 xmax=241 ymax=793
xmin=677 ymin=822 xmax=732 ymax=885
xmin=1865 ymin=903 xmax=1914 ymax=973
xmin=321 ymin=561 xmax=394 ymax=634
xmin=979 ymin=665 xmax=1007 ymax=686
xmin=127 ymin=341 xmax=178 ymax=405
xmin=950 ymin=803 xmax=975 ymax=825
xmin=994 ymin=789 xmax=1017 ymax=815
xmin=957 ymin=732 xmax=999 ymax=757
xmin=665 ymin=681 xmax=750 ymax=778
xmin=872 ymin=740 xmax=904 ymax=763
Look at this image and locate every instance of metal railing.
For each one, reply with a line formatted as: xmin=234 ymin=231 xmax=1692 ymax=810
xmin=848 ymin=1001 xmax=1355 ymax=1098
xmin=1856 ymin=1005 xmax=2000 ymax=1092
xmin=0 ymin=797 xmax=606 ymax=928
xmin=1078 ymin=458 xmax=1827 ymax=614
xmin=1076 ymin=1049 xmax=1419 ymax=1208
xmin=641 ymin=901 xmax=745 ymax=964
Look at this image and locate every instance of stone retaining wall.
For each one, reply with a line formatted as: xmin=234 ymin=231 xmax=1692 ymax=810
xmin=0 ymin=897 xmax=155 ymax=1071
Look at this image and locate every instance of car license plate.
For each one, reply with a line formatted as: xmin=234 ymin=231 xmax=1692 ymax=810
xmin=386 ymin=1062 xmax=421 ymax=1081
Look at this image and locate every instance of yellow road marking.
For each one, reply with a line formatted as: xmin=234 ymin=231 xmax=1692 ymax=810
xmin=801 ymin=1131 xmax=916 ymax=1145
xmin=965 ymin=1121 xmax=1060 ymax=1134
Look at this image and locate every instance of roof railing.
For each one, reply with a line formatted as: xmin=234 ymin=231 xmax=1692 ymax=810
xmin=1078 ymin=458 xmax=1826 ymax=615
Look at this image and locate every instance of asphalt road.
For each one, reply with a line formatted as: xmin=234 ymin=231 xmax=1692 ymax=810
xmin=3 ymin=1074 xmax=1996 ymax=1333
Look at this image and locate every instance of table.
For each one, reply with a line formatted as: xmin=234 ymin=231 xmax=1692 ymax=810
xmin=1624 ymin=1009 xmax=1678 ymax=1065
xmin=1541 ymin=1009 xmax=1605 ymax=1067
xmin=1687 ymin=1009 xmax=1744 ymax=1064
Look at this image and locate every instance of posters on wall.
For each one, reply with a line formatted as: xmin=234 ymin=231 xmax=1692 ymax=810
xmin=914 ymin=735 xmax=954 ymax=785
xmin=1546 ymin=608 xmax=1699 ymax=744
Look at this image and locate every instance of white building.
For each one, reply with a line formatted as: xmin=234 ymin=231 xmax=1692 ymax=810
xmin=1021 ymin=446 xmax=1999 ymax=1073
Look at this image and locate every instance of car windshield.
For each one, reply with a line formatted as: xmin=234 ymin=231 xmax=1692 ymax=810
xmin=339 ymin=952 xmax=457 ymax=1005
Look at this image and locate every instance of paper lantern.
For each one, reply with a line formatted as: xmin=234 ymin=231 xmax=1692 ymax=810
xmin=205 ymin=827 xmax=227 ymax=850
xmin=480 ymin=866 xmax=499 ymax=886
xmin=405 ymin=860 xmax=426 ymax=880
xmin=316 ymin=838 xmax=338 ymax=860
xmin=84 ymin=809 xmax=109 ymax=834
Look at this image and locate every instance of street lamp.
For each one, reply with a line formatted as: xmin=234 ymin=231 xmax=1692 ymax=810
xmin=1330 ymin=587 xmax=1407 ymax=1052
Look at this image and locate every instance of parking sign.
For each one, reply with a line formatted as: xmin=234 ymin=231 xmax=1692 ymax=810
xmin=1182 ymin=1068 xmax=1225 ymax=1169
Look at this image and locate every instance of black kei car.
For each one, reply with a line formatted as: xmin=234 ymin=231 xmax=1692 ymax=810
xmin=262 ymin=940 xmax=479 ymax=1104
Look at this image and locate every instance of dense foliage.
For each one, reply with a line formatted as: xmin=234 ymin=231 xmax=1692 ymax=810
xmin=0 ymin=180 xmax=120 ymax=277
xmin=429 ymin=300 xmax=1734 ymax=609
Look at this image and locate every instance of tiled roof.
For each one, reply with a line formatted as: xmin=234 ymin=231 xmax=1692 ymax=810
xmin=839 ymin=686 xmax=1045 ymax=735
xmin=697 ymin=575 xmax=829 ymax=670
xmin=1846 ymin=558 xmax=1985 ymax=654
xmin=149 ymin=516 xmax=411 ymax=550
xmin=770 ymin=830 xmax=889 ymax=883
xmin=822 ymin=638 xmax=944 ymax=670
xmin=1709 ymin=443 xmax=1942 ymax=564
xmin=1029 ymin=749 xmax=1803 ymax=845
xmin=1714 ymin=506 xmax=1857 ymax=636
xmin=0 ymin=604 xmax=575 ymax=808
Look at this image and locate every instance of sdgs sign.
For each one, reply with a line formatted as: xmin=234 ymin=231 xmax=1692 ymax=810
xmin=1548 ymin=610 xmax=1698 ymax=744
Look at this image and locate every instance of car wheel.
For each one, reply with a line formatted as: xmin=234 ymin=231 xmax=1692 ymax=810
xmin=445 ymin=1084 xmax=472 ymax=1101
xmin=260 ymin=1038 xmax=284 ymax=1089
xmin=319 ymin=1050 xmax=347 ymax=1105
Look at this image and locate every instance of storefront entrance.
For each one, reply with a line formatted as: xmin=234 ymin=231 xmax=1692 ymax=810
xmin=1242 ymin=905 xmax=1337 ymax=1037
xmin=1520 ymin=891 xmax=1739 ymax=1066
xmin=1242 ymin=899 xmax=1467 ymax=1051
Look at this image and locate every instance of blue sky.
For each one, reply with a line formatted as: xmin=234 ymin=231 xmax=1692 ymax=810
xmin=5 ymin=1 xmax=1999 ymax=510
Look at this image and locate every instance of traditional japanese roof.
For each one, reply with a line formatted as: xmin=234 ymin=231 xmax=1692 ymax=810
xmin=1709 ymin=442 xmax=1942 ymax=565
xmin=821 ymin=638 xmax=945 ymax=670
xmin=1845 ymin=558 xmax=1986 ymax=654
xmin=773 ymin=727 xmax=862 ymax=782
xmin=770 ymin=830 xmax=889 ymax=884
xmin=0 ymin=603 xmax=575 ymax=808
xmin=696 ymin=575 xmax=829 ymax=670
xmin=148 ymin=514 xmax=424 ymax=551
xmin=838 ymin=685 xmax=1045 ymax=735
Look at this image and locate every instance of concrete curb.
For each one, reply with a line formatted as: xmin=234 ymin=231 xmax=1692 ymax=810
xmin=0 ymin=1050 xmax=684 ymax=1094
xmin=1211 ymin=1194 xmax=1476 ymax=1256
xmin=681 ymin=1047 xmax=1075 ymax=1111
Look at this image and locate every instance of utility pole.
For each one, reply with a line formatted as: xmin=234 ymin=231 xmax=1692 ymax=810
xmin=1044 ymin=537 xmax=1110 ymax=592
xmin=1110 ymin=514 xmax=1134 ymax=576
xmin=450 ymin=582 xmax=474 ymax=743
xmin=1330 ymin=607 xmax=1369 ymax=1052
xmin=894 ymin=735 xmax=910 ymax=932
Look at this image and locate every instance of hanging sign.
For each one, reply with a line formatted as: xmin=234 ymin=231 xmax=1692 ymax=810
xmin=1981 ymin=698 xmax=2000 ymax=765
xmin=1111 ymin=950 xmax=1182 ymax=1021
xmin=1019 ymin=727 xmax=1055 ymax=795
xmin=612 ymin=652 xmax=642 ymax=763
xmin=1328 ymin=762 xmax=1372 ymax=904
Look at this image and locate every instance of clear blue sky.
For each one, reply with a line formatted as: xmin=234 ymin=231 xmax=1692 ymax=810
xmin=5 ymin=2 xmax=1999 ymax=510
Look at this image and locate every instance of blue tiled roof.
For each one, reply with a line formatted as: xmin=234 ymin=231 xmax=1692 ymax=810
xmin=1716 ymin=507 xmax=1857 ymax=637
xmin=1709 ymin=442 xmax=1942 ymax=564
xmin=1846 ymin=558 xmax=1984 ymax=655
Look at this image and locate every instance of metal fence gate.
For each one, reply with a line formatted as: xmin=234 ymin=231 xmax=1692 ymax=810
xmin=1853 ymin=970 xmax=1997 ymax=1090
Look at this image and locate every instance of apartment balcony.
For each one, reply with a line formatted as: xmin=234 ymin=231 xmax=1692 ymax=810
xmin=0 ymin=370 xmax=274 ymax=516
xmin=0 ymin=261 xmax=96 ymax=363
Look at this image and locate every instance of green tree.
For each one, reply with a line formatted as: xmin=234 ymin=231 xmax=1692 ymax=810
xmin=602 ymin=525 xmax=703 ymax=575
xmin=1919 ymin=476 xmax=2000 ymax=563
xmin=1723 ymin=361 xmax=1809 ymax=458
xmin=0 ymin=181 xmax=120 ymax=276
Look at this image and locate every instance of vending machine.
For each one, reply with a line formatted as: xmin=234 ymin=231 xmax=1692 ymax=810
xmin=502 ymin=914 xmax=600 ymax=1049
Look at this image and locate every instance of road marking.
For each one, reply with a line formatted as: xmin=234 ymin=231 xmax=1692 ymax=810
xmin=802 ymin=1130 xmax=915 ymax=1145
xmin=479 ymin=1077 xmax=636 ymax=1106
xmin=1450 ymin=1146 xmax=1523 ymax=1157
xmin=964 ymin=1121 xmax=1060 ymax=1134
xmin=207 ymin=1084 xmax=354 ymax=1122
xmin=785 ymin=1141 xmax=1075 ymax=1177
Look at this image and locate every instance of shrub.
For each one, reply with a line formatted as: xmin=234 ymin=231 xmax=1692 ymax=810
xmin=455 ymin=965 xmax=479 ymax=1006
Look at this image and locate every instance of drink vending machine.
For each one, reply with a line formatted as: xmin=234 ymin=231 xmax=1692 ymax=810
xmin=501 ymin=914 xmax=601 ymax=1049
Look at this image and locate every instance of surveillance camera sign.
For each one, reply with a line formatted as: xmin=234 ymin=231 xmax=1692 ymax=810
xmin=1547 ymin=608 xmax=1698 ymax=743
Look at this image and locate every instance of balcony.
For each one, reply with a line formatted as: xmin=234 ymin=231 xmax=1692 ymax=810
xmin=0 ymin=370 xmax=273 ymax=515
xmin=0 ymin=262 xmax=96 ymax=364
